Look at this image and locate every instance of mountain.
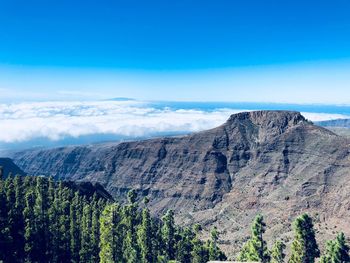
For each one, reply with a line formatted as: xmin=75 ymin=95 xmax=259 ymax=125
xmin=316 ymin=118 xmax=350 ymax=128
xmin=12 ymin=111 xmax=350 ymax=256
xmin=0 ymin=157 xmax=112 ymax=200
xmin=0 ymin=157 xmax=26 ymax=178
xmin=316 ymin=119 xmax=350 ymax=138
xmin=108 ymin=97 xmax=136 ymax=101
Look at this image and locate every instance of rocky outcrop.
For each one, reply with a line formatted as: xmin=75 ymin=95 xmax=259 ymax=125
xmin=12 ymin=111 xmax=350 ymax=256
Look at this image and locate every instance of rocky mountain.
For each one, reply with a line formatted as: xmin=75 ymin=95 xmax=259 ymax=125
xmin=0 ymin=157 xmax=26 ymax=178
xmin=12 ymin=111 xmax=350 ymax=256
xmin=316 ymin=119 xmax=350 ymax=138
xmin=316 ymin=118 xmax=350 ymax=128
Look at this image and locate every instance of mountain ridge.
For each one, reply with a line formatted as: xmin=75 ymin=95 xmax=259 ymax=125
xmin=316 ymin=118 xmax=350 ymax=128
xmin=0 ymin=157 xmax=26 ymax=178
xmin=11 ymin=110 xmax=350 ymax=256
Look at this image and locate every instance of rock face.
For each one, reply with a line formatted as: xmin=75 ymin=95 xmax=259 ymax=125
xmin=0 ymin=158 xmax=26 ymax=178
xmin=12 ymin=111 xmax=350 ymax=256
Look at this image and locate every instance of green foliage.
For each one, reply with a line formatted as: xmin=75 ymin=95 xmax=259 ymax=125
xmin=162 ymin=209 xmax=176 ymax=260
xmin=270 ymin=240 xmax=286 ymax=263
xmin=175 ymin=227 xmax=193 ymax=263
xmin=0 ymin=179 xmax=11 ymax=262
xmin=137 ymin=208 xmax=153 ymax=263
xmin=237 ymin=214 xmax=270 ymax=262
xmin=23 ymin=189 xmax=37 ymax=262
xmin=123 ymin=230 xmax=139 ymax=263
xmin=3 ymin=175 xmax=350 ymax=263
xmin=0 ymin=176 xmax=224 ymax=263
xmin=289 ymin=213 xmax=320 ymax=263
xmin=127 ymin=189 xmax=137 ymax=204
xmin=236 ymin=214 xmax=345 ymax=263
xmin=99 ymin=203 xmax=121 ymax=263
xmin=80 ymin=203 xmax=93 ymax=262
xmin=191 ymin=225 xmax=209 ymax=263
xmin=320 ymin=232 xmax=350 ymax=263
xmin=208 ymin=226 xmax=226 ymax=261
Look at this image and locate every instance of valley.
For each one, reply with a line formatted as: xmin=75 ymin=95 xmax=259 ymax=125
xmin=10 ymin=110 xmax=350 ymax=257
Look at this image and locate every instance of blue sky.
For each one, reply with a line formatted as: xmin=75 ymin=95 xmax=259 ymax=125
xmin=0 ymin=0 xmax=350 ymax=103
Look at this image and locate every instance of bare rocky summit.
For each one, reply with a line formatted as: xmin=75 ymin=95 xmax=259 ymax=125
xmin=12 ymin=111 xmax=350 ymax=256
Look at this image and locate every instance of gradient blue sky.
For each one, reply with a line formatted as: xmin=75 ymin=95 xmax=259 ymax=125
xmin=0 ymin=0 xmax=350 ymax=103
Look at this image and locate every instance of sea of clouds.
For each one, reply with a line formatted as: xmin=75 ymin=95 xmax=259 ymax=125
xmin=0 ymin=101 xmax=237 ymax=143
xmin=0 ymin=100 xmax=349 ymax=144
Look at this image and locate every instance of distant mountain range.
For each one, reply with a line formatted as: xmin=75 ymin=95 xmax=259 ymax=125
xmin=108 ymin=97 xmax=136 ymax=101
xmin=11 ymin=111 xmax=350 ymax=256
xmin=316 ymin=118 xmax=350 ymax=128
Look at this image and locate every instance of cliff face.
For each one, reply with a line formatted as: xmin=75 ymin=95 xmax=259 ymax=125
xmin=12 ymin=111 xmax=350 ymax=255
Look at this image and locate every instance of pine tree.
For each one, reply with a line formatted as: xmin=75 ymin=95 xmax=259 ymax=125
xmin=99 ymin=203 xmax=122 ymax=263
xmin=208 ymin=226 xmax=226 ymax=261
xmin=0 ymin=179 xmax=227 ymax=263
xmin=70 ymin=192 xmax=82 ymax=263
xmin=289 ymin=213 xmax=320 ymax=263
xmin=237 ymin=243 xmax=251 ymax=262
xmin=47 ymin=181 xmax=60 ymax=262
xmin=128 ymin=189 xmax=137 ymax=204
xmin=137 ymin=207 xmax=153 ymax=263
xmin=13 ymin=176 xmax=25 ymax=260
xmin=335 ymin=232 xmax=350 ymax=262
xmin=208 ymin=227 xmax=219 ymax=260
xmin=320 ymin=232 xmax=350 ymax=263
xmin=46 ymin=175 xmax=57 ymax=261
xmin=33 ymin=176 xmax=50 ymax=262
xmin=125 ymin=190 xmax=138 ymax=233
xmin=24 ymin=189 xmax=38 ymax=262
xmin=124 ymin=230 xmax=139 ymax=263
xmin=80 ymin=203 xmax=93 ymax=262
xmin=162 ymin=210 xmax=176 ymax=260
xmin=121 ymin=190 xmax=140 ymax=262
xmin=271 ymin=240 xmax=286 ymax=263
xmin=0 ymin=180 xmax=11 ymax=262
xmin=191 ymin=224 xmax=208 ymax=263
xmin=91 ymin=195 xmax=101 ymax=262
xmin=320 ymin=240 xmax=338 ymax=263
xmin=5 ymin=176 xmax=17 ymax=262
xmin=237 ymin=214 xmax=270 ymax=262
xmin=151 ymin=219 xmax=164 ymax=261
xmin=57 ymin=184 xmax=72 ymax=262
xmin=175 ymin=227 xmax=193 ymax=263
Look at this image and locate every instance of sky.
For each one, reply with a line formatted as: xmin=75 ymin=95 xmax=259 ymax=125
xmin=0 ymin=0 xmax=350 ymax=103
xmin=1 ymin=0 xmax=350 ymax=150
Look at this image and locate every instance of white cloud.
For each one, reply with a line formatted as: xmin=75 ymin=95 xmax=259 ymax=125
xmin=0 ymin=101 xmax=349 ymax=144
xmin=0 ymin=101 xmax=237 ymax=143
xmin=301 ymin=112 xmax=350 ymax=122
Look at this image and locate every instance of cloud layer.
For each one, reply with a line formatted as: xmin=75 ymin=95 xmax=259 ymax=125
xmin=0 ymin=101 xmax=237 ymax=143
xmin=0 ymin=101 xmax=349 ymax=144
